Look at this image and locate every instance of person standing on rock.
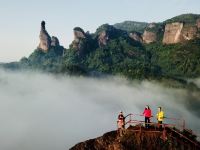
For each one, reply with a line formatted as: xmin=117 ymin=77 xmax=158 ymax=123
xmin=143 ymin=105 xmax=152 ymax=128
xmin=117 ymin=111 xmax=125 ymax=136
xmin=156 ymin=107 xmax=164 ymax=130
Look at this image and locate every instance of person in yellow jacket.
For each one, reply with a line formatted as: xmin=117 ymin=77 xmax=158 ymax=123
xmin=156 ymin=107 xmax=164 ymax=129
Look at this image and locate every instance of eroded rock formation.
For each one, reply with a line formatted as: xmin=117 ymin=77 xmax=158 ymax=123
xmin=142 ymin=30 xmax=157 ymax=44
xmin=98 ymin=31 xmax=109 ymax=47
xmin=129 ymin=32 xmax=143 ymax=43
xmin=163 ymin=22 xmax=184 ymax=44
xmin=163 ymin=22 xmax=199 ymax=44
xmin=182 ymin=25 xmax=198 ymax=40
xmin=38 ymin=21 xmax=51 ymax=51
xmin=197 ymin=19 xmax=200 ymax=29
xmin=72 ymin=27 xmax=86 ymax=50
xmin=51 ymin=36 xmax=60 ymax=47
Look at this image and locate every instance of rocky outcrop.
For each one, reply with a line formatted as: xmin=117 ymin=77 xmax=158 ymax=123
xmin=71 ymin=27 xmax=93 ymax=56
xmin=97 ymin=24 xmax=117 ymax=47
xmin=197 ymin=19 xmax=200 ymax=29
xmin=142 ymin=30 xmax=157 ymax=43
xmin=98 ymin=31 xmax=109 ymax=47
xmin=51 ymin=36 xmax=60 ymax=46
xmin=96 ymin=24 xmax=127 ymax=47
xmin=182 ymin=25 xmax=198 ymax=40
xmin=38 ymin=21 xmax=51 ymax=51
xmin=129 ymin=32 xmax=143 ymax=43
xmin=70 ymin=125 xmax=200 ymax=150
xmin=163 ymin=22 xmax=184 ymax=44
xmin=163 ymin=22 xmax=199 ymax=44
xmin=72 ymin=27 xmax=86 ymax=50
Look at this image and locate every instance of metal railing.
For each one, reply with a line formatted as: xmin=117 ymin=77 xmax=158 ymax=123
xmin=117 ymin=113 xmax=200 ymax=149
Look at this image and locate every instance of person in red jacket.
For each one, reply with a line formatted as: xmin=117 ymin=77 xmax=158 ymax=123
xmin=143 ymin=105 xmax=152 ymax=128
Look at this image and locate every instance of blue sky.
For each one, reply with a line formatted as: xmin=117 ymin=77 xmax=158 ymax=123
xmin=0 ymin=0 xmax=200 ymax=62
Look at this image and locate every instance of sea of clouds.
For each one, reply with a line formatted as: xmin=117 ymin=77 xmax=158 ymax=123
xmin=0 ymin=69 xmax=199 ymax=150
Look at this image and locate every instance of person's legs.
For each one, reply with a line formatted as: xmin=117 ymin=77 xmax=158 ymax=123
xmin=145 ymin=117 xmax=148 ymax=128
xmin=158 ymin=121 xmax=162 ymax=130
xmin=147 ymin=117 xmax=150 ymax=128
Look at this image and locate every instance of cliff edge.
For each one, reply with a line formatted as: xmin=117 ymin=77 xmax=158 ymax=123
xmin=70 ymin=125 xmax=200 ymax=150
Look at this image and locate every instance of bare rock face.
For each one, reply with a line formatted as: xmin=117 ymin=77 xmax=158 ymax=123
xmin=163 ymin=22 xmax=184 ymax=44
xmin=142 ymin=30 xmax=157 ymax=44
xmin=70 ymin=125 xmax=199 ymax=150
xmin=182 ymin=25 xmax=198 ymax=40
xmin=197 ymin=19 xmax=200 ymax=29
xmin=163 ymin=22 xmax=198 ymax=44
xmin=72 ymin=27 xmax=86 ymax=50
xmin=38 ymin=21 xmax=51 ymax=51
xmin=129 ymin=32 xmax=143 ymax=43
xmin=51 ymin=36 xmax=60 ymax=46
xmin=98 ymin=31 xmax=109 ymax=47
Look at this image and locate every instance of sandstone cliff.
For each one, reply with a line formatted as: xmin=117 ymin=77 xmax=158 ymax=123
xmin=163 ymin=21 xmax=199 ymax=44
xmin=72 ymin=27 xmax=86 ymax=50
xmin=142 ymin=23 xmax=159 ymax=44
xmin=163 ymin=22 xmax=184 ymax=44
xmin=38 ymin=21 xmax=51 ymax=51
xmin=142 ymin=30 xmax=157 ymax=44
xmin=197 ymin=19 xmax=200 ymax=28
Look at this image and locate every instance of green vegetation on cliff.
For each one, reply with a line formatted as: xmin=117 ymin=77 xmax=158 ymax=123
xmin=2 ymin=14 xmax=200 ymax=83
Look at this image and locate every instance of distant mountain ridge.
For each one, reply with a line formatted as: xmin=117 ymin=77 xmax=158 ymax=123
xmin=114 ymin=21 xmax=148 ymax=33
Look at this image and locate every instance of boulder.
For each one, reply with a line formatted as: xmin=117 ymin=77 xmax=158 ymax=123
xmin=38 ymin=21 xmax=51 ymax=51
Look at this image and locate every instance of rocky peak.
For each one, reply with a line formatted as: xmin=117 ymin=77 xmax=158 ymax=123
xmin=98 ymin=30 xmax=109 ymax=47
xmin=38 ymin=21 xmax=51 ymax=51
xmin=96 ymin=24 xmax=115 ymax=47
xmin=51 ymin=36 xmax=60 ymax=47
xmin=96 ymin=24 xmax=126 ymax=46
xmin=73 ymin=27 xmax=86 ymax=41
xmin=71 ymin=27 xmax=91 ymax=56
xmin=72 ymin=27 xmax=86 ymax=50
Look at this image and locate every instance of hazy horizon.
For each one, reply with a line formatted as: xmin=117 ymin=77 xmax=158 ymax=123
xmin=0 ymin=0 xmax=200 ymax=62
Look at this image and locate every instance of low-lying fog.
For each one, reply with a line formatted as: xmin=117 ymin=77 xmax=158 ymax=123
xmin=0 ymin=69 xmax=200 ymax=150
